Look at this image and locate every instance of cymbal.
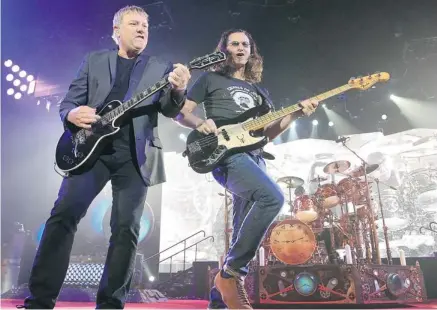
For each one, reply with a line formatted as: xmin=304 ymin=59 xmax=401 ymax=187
xmin=323 ymin=160 xmax=351 ymax=174
xmin=348 ymin=164 xmax=379 ymax=178
xmin=310 ymin=176 xmax=328 ymax=183
xmin=261 ymin=150 xmax=275 ymax=160
xmin=277 ymin=176 xmax=304 ymax=188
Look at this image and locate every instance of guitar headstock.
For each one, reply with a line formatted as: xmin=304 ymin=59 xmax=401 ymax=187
xmin=348 ymin=72 xmax=390 ymax=90
xmin=188 ymin=51 xmax=226 ymax=70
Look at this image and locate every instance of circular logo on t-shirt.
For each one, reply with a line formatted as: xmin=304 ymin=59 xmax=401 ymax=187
xmin=233 ymin=91 xmax=255 ymax=110
xmin=228 ymin=86 xmax=260 ymax=112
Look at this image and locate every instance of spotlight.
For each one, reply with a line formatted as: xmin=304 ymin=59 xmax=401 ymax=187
xmin=312 ymin=119 xmax=318 ymax=126
xmin=179 ymin=133 xmax=187 ymax=142
xmin=7 ymin=88 xmax=14 ymax=96
xmin=389 ymin=94 xmax=395 ymax=100
xmin=4 ymin=61 xmax=37 ymax=100
xmin=328 ymin=121 xmax=334 ymax=127
xmin=381 ymin=114 xmax=387 ymax=120
xmin=149 ymin=276 xmax=155 ymax=282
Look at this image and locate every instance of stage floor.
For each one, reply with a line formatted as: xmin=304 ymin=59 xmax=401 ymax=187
xmin=2 ymin=299 xmax=437 ymax=309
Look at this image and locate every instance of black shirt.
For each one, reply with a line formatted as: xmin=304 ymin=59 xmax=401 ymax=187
xmin=187 ymin=72 xmax=263 ymax=123
xmin=102 ymin=55 xmax=136 ymax=158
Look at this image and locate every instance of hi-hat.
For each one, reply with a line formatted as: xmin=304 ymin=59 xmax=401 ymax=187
xmin=277 ymin=176 xmax=304 ymax=188
xmin=323 ymin=160 xmax=351 ymax=174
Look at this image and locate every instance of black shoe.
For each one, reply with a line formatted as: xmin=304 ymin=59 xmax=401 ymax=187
xmin=207 ymin=301 xmax=227 ymax=309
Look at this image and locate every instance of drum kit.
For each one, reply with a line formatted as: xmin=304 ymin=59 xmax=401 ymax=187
xmin=267 ymin=159 xmax=392 ymax=267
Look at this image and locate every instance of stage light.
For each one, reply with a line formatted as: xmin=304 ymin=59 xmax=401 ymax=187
xmin=389 ymin=94 xmax=395 ymax=100
xmin=4 ymin=61 xmax=37 ymax=100
xmin=6 ymin=88 xmax=14 ymax=96
xmin=149 ymin=276 xmax=155 ymax=282
xmin=328 ymin=121 xmax=334 ymax=127
xmin=312 ymin=119 xmax=318 ymax=126
xmin=381 ymin=114 xmax=387 ymax=120
xmin=14 ymin=93 xmax=22 ymax=100
xmin=179 ymin=133 xmax=187 ymax=142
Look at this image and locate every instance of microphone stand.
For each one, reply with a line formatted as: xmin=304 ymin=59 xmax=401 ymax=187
xmin=339 ymin=139 xmax=381 ymax=265
xmin=374 ymin=178 xmax=393 ymax=265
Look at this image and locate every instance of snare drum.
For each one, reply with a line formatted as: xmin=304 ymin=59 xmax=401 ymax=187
xmin=315 ymin=184 xmax=340 ymax=208
xmin=293 ymin=195 xmax=318 ymax=223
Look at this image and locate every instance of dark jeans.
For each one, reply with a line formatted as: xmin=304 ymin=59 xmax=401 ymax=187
xmin=24 ymin=156 xmax=148 ymax=309
xmin=208 ymin=153 xmax=284 ymax=308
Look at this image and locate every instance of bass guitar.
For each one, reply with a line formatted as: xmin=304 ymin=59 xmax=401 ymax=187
xmin=183 ymin=72 xmax=390 ymax=174
xmin=55 ymin=51 xmax=226 ymax=173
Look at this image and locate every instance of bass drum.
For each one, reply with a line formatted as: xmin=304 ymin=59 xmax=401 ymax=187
xmin=269 ymin=219 xmax=316 ymax=265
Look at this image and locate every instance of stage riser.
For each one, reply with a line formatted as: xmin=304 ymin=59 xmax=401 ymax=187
xmin=209 ymin=264 xmax=426 ymax=305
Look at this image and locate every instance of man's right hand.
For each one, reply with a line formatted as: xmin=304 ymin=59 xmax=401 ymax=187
xmin=67 ymin=106 xmax=101 ymax=129
xmin=196 ymin=119 xmax=218 ymax=135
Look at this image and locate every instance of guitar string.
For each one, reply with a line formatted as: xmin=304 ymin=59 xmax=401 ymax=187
xmin=186 ymin=83 xmax=366 ymax=149
xmin=188 ymin=105 xmax=305 ymax=148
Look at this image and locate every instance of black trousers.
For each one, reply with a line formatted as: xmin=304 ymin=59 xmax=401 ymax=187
xmin=24 ymin=156 xmax=148 ymax=309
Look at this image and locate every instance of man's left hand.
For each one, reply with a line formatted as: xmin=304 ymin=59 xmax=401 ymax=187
xmin=168 ymin=63 xmax=191 ymax=91
xmin=300 ymin=99 xmax=319 ymax=116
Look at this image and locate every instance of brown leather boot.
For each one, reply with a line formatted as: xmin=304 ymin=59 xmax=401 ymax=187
xmin=214 ymin=272 xmax=252 ymax=309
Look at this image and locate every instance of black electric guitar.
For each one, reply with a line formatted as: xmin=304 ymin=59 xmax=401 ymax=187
xmin=55 ymin=51 xmax=226 ymax=173
xmin=183 ymin=72 xmax=390 ymax=174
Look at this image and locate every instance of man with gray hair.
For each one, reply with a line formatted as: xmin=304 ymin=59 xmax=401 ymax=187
xmin=21 ymin=5 xmax=191 ymax=309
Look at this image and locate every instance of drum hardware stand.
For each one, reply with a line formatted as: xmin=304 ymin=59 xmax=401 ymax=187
xmin=350 ymin=201 xmax=365 ymax=262
xmin=420 ymin=221 xmax=437 ymax=234
xmin=327 ymin=211 xmax=339 ymax=264
xmin=219 ymin=189 xmax=233 ymax=254
xmin=373 ymin=178 xmax=393 ymax=265
xmin=339 ymin=137 xmax=381 ymax=264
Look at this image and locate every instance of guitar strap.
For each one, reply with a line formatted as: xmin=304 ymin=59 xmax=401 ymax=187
xmin=252 ymin=84 xmax=275 ymax=112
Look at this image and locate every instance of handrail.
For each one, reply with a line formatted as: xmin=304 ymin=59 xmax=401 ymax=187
xmin=143 ymin=230 xmax=206 ymax=262
xmin=159 ymin=236 xmax=215 ymax=276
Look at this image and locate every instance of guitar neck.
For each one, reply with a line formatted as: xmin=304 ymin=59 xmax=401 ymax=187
xmin=101 ymin=77 xmax=170 ymax=124
xmin=243 ymin=84 xmax=352 ymax=131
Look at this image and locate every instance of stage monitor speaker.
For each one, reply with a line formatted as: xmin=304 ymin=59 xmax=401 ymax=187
xmin=192 ymin=261 xmax=219 ymax=299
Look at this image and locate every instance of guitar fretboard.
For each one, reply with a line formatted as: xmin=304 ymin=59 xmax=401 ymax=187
xmin=243 ymin=84 xmax=352 ymax=131
xmin=101 ymin=79 xmax=169 ymax=125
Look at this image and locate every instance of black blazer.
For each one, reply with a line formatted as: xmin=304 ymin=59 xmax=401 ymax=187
xmin=59 ymin=48 xmax=184 ymax=186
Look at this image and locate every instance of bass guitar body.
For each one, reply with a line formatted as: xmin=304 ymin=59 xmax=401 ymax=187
xmin=184 ymin=106 xmax=269 ymax=174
